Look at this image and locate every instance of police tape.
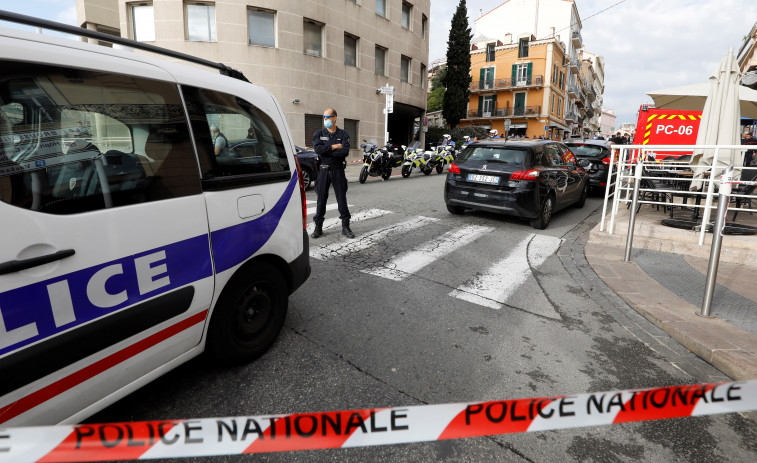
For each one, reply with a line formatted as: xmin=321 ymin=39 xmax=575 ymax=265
xmin=2 ymin=380 xmax=756 ymax=462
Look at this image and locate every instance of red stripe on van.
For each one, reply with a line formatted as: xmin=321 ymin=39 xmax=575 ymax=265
xmin=0 ymin=310 xmax=208 ymax=424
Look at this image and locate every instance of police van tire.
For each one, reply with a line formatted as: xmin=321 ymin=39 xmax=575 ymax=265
xmin=207 ymin=263 xmax=288 ymax=365
xmin=359 ymin=166 xmax=368 ymax=183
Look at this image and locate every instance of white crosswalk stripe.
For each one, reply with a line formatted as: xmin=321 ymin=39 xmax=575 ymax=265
xmin=449 ymin=234 xmax=563 ymax=309
xmin=361 ymin=225 xmax=495 ymax=281
xmin=310 ymin=216 xmax=439 ymax=260
xmin=306 ymin=203 xmax=353 ymax=216
xmin=307 ymin=208 xmax=393 ymax=234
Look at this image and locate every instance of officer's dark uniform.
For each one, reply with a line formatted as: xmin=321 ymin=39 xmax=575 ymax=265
xmin=312 ymin=125 xmax=352 ymax=237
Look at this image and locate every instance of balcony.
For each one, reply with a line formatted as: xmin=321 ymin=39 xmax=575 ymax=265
xmin=567 ymin=84 xmax=579 ymax=98
xmin=585 ymin=87 xmax=596 ymax=101
xmin=571 ymin=30 xmax=583 ymax=48
xmin=464 ymin=105 xmax=541 ymax=120
xmin=470 ymin=76 xmax=544 ymax=93
xmin=586 ymin=107 xmax=595 ymax=118
xmin=564 ymin=111 xmax=578 ymax=122
xmin=568 ymin=59 xmax=579 ymax=72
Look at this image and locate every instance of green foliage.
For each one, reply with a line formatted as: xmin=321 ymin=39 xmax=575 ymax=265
xmin=442 ymin=0 xmax=472 ymax=130
xmin=425 ymin=127 xmax=448 ymax=147
xmin=427 ymin=87 xmax=445 ymax=112
xmin=450 ymin=126 xmax=488 ymax=145
xmin=430 ymin=66 xmax=447 ymax=91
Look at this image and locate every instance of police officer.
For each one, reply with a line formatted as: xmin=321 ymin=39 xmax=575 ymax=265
xmin=311 ymin=107 xmax=354 ymax=239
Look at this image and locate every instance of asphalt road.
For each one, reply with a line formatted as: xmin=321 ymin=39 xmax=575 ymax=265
xmin=88 ymin=170 xmax=757 ymax=462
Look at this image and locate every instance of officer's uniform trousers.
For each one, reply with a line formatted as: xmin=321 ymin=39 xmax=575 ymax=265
xmin=313 ymin=164 xmax=351 ymax=224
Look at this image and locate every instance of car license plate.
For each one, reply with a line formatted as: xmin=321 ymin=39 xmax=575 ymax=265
xmin=467 ymin=174 xmax=499 ymax=184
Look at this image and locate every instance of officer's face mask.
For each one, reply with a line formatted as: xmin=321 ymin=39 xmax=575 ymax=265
xmin=323 ymin=115 xmax=334 ymax=129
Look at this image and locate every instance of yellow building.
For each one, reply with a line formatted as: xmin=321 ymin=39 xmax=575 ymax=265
xmin=459 ymin=35 xmax=568 ymax=140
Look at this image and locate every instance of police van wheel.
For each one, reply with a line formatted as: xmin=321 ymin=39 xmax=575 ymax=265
xmin=207 ymin=263 xmax=287 ymax=364
xmin=359 ymin=166 xmax=368 ymax=184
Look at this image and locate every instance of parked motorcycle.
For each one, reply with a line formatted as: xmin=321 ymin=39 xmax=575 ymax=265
xmin=420 ymin=144 xmax=456 ymax=175
xmin=401 ymin=141 xmax=422 ymax=178
xmin=359 ymin=139 xmax=392 ymax=183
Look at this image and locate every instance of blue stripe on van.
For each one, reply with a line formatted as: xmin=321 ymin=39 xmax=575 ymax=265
xmin=210 ymin=173 xmax=298 ymax=274
xmin=0 ymin=236 xmax=212 ymax=357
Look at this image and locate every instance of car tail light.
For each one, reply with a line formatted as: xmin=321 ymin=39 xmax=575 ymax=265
xmin=602 ymin=157 xmax=611 ymax=165
xmin=293 ymin=156 xmax=307 ymax=230
xmin=510 ymin=170 xmax=540 ymax=180
xmin=449 ymin=163 xmax=460 ymax=174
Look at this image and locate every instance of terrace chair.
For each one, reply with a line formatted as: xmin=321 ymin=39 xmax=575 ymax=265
xmin=731 ymin=168 xmax=757 ymax=221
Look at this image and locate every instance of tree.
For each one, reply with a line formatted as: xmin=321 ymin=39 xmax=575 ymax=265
xmin=427 ymin=87 xmax=445 ymax=112
xmin=442 ymin=0 xmax=472 ymax=129
xmin=430 ymin=65 xmax=447 ymax=91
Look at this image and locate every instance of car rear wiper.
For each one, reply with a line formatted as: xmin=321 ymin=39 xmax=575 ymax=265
xmin=484 ymin=159 xmax=510 ymax=163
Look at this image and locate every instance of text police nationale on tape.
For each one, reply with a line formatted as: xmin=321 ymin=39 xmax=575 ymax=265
xmin=2 ymin=380 xmax=756 ymax=462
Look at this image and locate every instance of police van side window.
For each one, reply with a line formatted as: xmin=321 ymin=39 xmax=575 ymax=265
xmin=181 ymin=86 xmax=290 ymax=186
xmin=0 ymin=62 xmax=201 ymax=214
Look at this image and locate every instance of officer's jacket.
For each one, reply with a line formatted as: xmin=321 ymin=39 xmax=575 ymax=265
xmin=313 ymin=127 xmax=351 ymax=166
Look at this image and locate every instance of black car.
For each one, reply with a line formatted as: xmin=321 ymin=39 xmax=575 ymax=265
xmin=563 ymin=139 xmax=614 ymax=194
xmin=294 ymin=145 xmax=317 ymax=189
xmin=444 ymin=139 xmax=589 ymax=229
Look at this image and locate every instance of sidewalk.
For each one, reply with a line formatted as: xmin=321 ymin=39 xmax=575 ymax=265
xmin=586 ymin=199 xmax=757 ymax=380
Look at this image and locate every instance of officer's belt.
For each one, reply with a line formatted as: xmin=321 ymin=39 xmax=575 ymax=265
xmin=319 ymin=164 xmax=345 ymax=170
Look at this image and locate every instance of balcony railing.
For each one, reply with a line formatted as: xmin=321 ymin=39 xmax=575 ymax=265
xmin=567 ymin=84 xmax=579 ymax=98
xmin=465 ymin=105 xmax=542 ymax=119
xmin=568 ymin=59 xmax=579 ymax=71
xmin=470 ymin=75 xmax=544 ymax=92
xmin=571 ymin=30 xmax=583 ymax=48
xmin=564 ymin=111 xmax=578 ymax=122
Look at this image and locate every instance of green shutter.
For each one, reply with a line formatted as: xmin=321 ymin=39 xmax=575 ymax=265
xmin=479 ymin=68 xmax=485 ymax=90
xmin=527 ymin=63 xmax=532 ymax=85
xmin=512 ymin=64 xmax=517 ymax=83
xmin=478 ymin=96 xmax=483 ymax=116
xmin=492 ymin=94 xmax=497 ymax=113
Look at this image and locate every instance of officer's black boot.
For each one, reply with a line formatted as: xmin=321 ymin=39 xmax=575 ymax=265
xmin=311 ymin=222 xmax=323 ymax=239
xmin=341 ymin=220 xmax=355 ymax=238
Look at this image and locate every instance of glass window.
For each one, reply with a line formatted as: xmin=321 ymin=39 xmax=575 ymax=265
xmin=544 ymin=144 xmax=564 ymax=166
xmin=402 ymin=3 xmax=412 ymax=29
xmin=248 ymin=9 xmax=275 ymax=48
xmin=186 ymin=3 xmax=216 ymax=42
xmin=0 ymin=62 xmax=201 ymax=215
xmin=343 ymin=119 xmax=359 ymax=147
xmin=375 ymin=46 xmax=386 ymax=76
xmin=401 ymin=56 xmax=410 ymax=83
xmin=181 ymin=86 xmax=289 ymax=179
xmin=457 ymin=147 xmax=527 ymax=165
xmin=486 ymin=43 xmax=495 ymax=62
xmin=344 ymin=34 xmax=358 ymax=67
xmin=518 ymin=37 xmax=529 ymax=58
xmin=304 ymin=20 xmax=323 ymax=57
xmin=421 ymin=14 xmax=427 ymax=39
xmin=132 ymin=3 xmax=155 ymax=42
xmin=420 ymin=64 xmax=426 ymax=88
xmin=376 ymin=0 xmax=386 ymax=17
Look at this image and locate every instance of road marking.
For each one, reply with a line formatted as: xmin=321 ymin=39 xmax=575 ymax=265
xmin=361 ymin=225 xmax=495 ymax=281
xmin=306 ymin=203 xmax=354 ymax=216
xmin=310 ymin=216 xmax=439 ymax=260
xmin=449 ymin=234 xmax=563 ymax=309
xmin=307 ymin=209 xmax=393 ymax=234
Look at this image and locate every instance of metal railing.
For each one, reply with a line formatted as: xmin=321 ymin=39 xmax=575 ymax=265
xmin=465 ymin=105 xmax=542 ymax=119
xmin=469 ymin=76 xmax=544 ymax=92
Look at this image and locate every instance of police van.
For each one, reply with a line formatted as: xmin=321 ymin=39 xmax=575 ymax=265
xmin=0 ymin=12 xmax=310 ymax=426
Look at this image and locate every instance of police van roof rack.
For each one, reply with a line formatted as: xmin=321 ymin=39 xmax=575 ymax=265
xmin=0 ymin=9 xmax=250 ymax=83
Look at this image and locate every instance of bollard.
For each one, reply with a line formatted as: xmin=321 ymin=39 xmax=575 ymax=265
xmin=623 ymin=162 xmax=643 ymax=262
xmin=700 ymin=166 xmax=733 ymax=317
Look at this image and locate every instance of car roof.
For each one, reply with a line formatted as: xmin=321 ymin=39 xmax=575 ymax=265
xmin=467 ymin=139 xmax=563 ymax=149
xmin=563 ymin=139 xmax=612 ymax=147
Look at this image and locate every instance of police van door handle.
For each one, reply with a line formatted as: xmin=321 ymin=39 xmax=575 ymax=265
xmin=0 ymin=249 xmax=76 ymax=276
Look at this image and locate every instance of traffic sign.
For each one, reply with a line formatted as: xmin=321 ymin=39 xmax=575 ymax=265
xmin=379 ymin=86 xmax=394 ymax=95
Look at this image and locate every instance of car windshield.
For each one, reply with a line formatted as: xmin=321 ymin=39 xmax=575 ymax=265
xmin=565 ymin=144 xmax=605 ymax=157
xmin=458 ymin=147 xmax=526 ymax=164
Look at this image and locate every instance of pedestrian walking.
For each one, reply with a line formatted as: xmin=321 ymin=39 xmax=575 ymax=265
xmin=742 ymin=131 xmax=757 ymax=166
xmin=311 ymin=107 xmax=354 ymax=239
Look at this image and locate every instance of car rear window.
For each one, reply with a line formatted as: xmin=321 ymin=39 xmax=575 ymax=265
xmin=565 ymin=144 xmax=605 ymax=157
xmin=457 ymin=147 xmax=527 ymax=165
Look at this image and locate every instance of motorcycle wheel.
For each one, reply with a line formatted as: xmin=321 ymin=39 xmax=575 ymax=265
xmin=359 ymin=165 xmax=368 ymax=184
xmin=381 ymin=169 xmax=391 ymax=181
xmin=423 ymin=166 xmax=432 ymax=176
xmin=401 ymin=165 xmax=411 ymax=178
xmin=436 ymin=164 xmax=444 ymax=174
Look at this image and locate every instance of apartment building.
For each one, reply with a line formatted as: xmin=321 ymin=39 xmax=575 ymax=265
xmin=76 ymin=0 xmax=430 ymax=153
xmin=599 ymin=108 xmax=616 ymax=138
xmin=459 ymin=34 xmax=567 ymax=139
xmin=738 ymin=21 xmax=757 ymax=89
xmin=473 ymin=0 xmax=602 ymax=137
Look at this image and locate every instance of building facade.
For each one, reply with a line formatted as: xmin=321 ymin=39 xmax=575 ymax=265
xmin=76 ymin=0 xmax=430 ymax=155
xmin=473 ymin=0 xmax=603 ymax=137
xmin=599 ymin=107 xmax=616 ymax=138
xmin=459 ymin=34 xmax=567 ymax=139
xmin=738 ymin=21 xmax=757 ymax=89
